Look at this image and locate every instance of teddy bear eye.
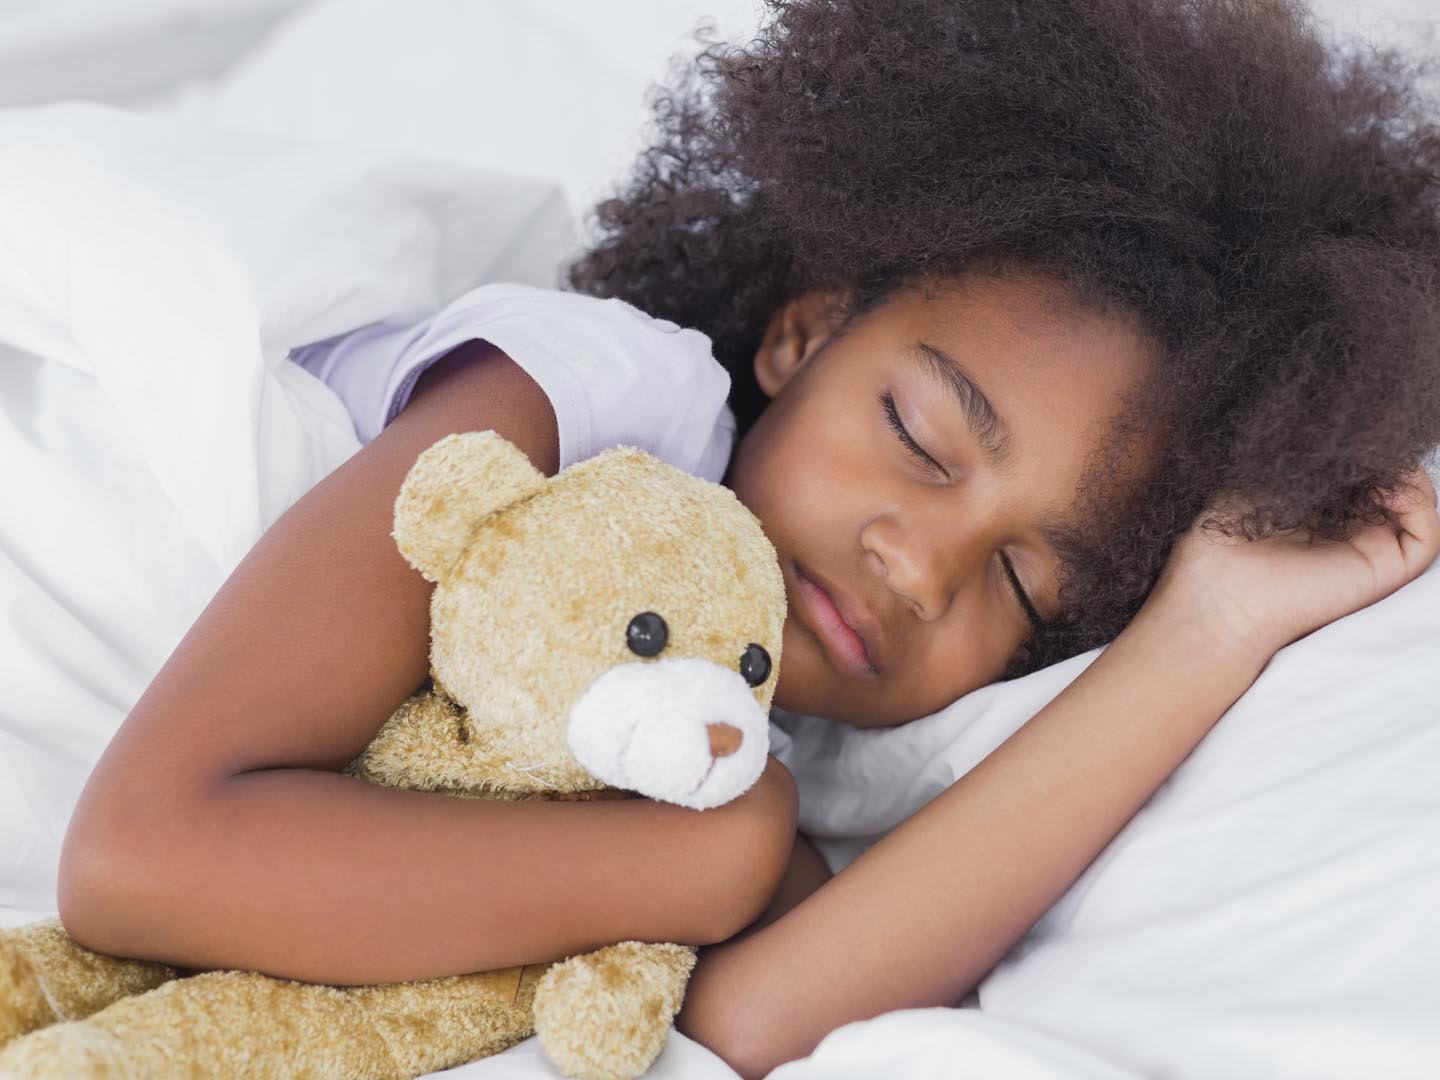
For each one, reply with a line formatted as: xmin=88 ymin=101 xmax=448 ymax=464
xmin=626 ymin=612 xmax=669 ymax=657
xmin=739 ymin=643 xmax=771 ymax=687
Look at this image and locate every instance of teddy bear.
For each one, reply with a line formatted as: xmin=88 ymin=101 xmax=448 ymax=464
xmin=0 ymin=430 xmax=787 ymax=1080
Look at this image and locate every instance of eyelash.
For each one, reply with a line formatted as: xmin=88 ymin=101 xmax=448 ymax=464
xmin=879 ymin=391 xmax=943 ymax=473
xmin=880 ymin=391 xmax=1043 ymax=628
xmin=1000 ymin=552 xmax=1045 ymax=631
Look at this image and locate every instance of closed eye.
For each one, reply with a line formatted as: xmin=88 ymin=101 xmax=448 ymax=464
xmin=999 ymin=552 xmax=1045 ymax=631
xmin=882 ymin=389 xmax=1044 ymax=632
xmin=880 ymin=391 xmax=946 ymax=476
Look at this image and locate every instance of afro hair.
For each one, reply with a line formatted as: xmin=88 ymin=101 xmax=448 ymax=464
xmin=569 ymin=0 xmax=1440 ymax=677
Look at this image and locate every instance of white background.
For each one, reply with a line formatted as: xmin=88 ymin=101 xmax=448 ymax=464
xmin=0 ymin=0 xmax=1430 ymax=103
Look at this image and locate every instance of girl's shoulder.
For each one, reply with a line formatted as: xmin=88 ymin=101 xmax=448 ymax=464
xmin=293 ymin=283 xmax=737 ymax=481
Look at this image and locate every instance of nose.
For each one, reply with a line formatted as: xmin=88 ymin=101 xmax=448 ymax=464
xmin=707 ymin=722 xmax=742 ymax=758
xmin=861 ymin=513 xmax=965 ymax=620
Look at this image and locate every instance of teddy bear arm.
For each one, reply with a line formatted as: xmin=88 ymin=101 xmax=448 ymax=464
xmin=0 ymin=962 xmax=553 ymax=1080
xmin=0 ymin=919 xmax=175 ymax=1050
xmin=346 ymin=689 xmax=519 ymax=793
xmin=533 ymin=941 xmax=698 ymax=1080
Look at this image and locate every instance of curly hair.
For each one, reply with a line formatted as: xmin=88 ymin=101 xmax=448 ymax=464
xmin=568 ymin=0 xmax=1440 ymax=677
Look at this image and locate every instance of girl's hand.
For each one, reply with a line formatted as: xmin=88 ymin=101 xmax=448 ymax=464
xmin=1144 ymin=467 xmax=1440 ymax=658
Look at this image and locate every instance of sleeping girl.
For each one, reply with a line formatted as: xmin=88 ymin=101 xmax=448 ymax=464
xmin=55 ymin=0 xmax=1440 ymax=1076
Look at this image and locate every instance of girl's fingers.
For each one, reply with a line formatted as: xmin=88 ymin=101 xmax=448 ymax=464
xmin=1345 ymin=469 xmax=1438 ymax=590
xmin=1387 ymin=466 xmax=1436 ymax=513
xmin=1387 ymin=467 xmax=1440 ymax=574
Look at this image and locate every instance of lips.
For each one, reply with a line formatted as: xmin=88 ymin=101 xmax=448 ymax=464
xmin=792 ymin=563 xmax=883 ymax=679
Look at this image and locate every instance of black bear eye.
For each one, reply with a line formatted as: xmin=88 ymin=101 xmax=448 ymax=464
xmin=626 ymin=612 xmax=669 ymax=657
xmin=739 ymin=643 xmax=771 ymax=687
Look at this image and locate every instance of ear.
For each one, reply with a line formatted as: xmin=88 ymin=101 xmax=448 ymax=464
xmin=392 ymin=431 xmax=547 ymax=582
xmin=753 ymin=288 xmax=851 ymax=397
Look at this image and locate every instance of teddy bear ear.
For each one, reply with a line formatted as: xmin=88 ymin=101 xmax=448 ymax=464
xmin=392 ymin=431 xmax=547 ymax=582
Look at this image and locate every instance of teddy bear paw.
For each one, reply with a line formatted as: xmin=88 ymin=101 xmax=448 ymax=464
xmin=533 ymin=942 xmax=697 ymax=1080
xmin=0 ymin=932 xmax=52 ymax=1049
xmin=0 ymin=1021 xmax=136 ymax=1080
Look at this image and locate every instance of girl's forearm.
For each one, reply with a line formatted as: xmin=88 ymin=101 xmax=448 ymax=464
xmin=58 ymin=757 xmax=796 ymax=985
xmin=678 ymin=607 xmax=1270 ymax=1078
xmin=737 ymin=832 xmax=833 ymax=937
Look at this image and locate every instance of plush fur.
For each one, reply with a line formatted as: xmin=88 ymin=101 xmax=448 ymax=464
xmin=0 ymin=431 xmax=786 ymax=1080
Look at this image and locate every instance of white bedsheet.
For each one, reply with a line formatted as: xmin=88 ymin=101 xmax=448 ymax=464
xmin=435 ymin=1031 xmax=740 ymax=1080
xmin=441 ymin=1011 xmax=1142 ymax=1080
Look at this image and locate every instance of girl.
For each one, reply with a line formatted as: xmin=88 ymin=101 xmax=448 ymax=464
xmin=58 ymin=0 xmax=1440 ymax=1077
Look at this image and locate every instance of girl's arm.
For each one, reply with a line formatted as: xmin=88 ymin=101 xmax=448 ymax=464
xmin=57 ymin=341 xmax=797 ymax=985
xmin=743 ymin=833 xmax=833 ymax=935
xmin=679 ymin=604 xmax=1263 ymax=1077
xmin=678 ymin=473 xmax=1440 ymax=1080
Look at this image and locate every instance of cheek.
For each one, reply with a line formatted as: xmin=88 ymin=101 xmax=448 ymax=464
xmin=914 ymin=623 xmax=1016 ymax=704
xmin=730 ymin=410 xmax=834 ymax=542
xmin=776 ymin=407 xmax=877 ymax=520
xmin=770 ymin=616 xmax=815 ymax=713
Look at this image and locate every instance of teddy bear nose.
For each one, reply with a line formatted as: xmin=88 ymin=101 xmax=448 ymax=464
xmin=568 ymin=657 xmax=770 ymax=809
xmin=706 ymin=722 xmax=742 ymax=758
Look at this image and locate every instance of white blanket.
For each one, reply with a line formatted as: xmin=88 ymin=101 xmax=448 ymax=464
xmin=0 ymin=102 xmax=574 ymax=924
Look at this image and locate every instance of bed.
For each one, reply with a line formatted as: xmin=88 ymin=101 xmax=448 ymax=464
xmin=2 ymin=2 xmax=1439 ymax=1078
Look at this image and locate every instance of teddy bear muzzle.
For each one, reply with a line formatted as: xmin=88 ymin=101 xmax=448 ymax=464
xmin=566 ymin=657 xmax=771 ymax=810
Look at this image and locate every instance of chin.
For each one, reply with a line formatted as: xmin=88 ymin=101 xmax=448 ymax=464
xmin=772 ymin=676 xmax=877 ymax=727
xmin=772 ymin=667 xmax=939 ymax=728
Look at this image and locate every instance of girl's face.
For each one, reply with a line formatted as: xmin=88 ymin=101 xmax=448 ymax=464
xmin=725 ymin=275 xmax=1157 ymax=727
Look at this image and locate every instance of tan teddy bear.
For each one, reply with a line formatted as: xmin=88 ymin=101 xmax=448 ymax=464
xmin=0 ymin=431 xmax=786 ymax=1080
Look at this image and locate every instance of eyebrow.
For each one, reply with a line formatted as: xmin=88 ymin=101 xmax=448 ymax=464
xmin=912 ymin=342 xmax=1013 ymax=468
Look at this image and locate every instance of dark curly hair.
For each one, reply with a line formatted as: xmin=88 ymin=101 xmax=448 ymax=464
xmin=569 ymin=0 xmax=1440 ymax=678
